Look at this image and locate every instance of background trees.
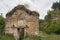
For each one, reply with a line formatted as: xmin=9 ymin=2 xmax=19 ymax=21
xmin=0 ymin=14 xmax=5 ymax=34
xmin=39 ymin=1 xmax=60 ymax=34
xmin=52 ymin=1 xmax=60 ymax=10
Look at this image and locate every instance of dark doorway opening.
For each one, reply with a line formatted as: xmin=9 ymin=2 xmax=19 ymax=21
xmin=17 ymin=28 xmax=24 ymax=40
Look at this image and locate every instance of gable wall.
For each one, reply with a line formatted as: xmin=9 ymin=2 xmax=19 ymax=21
xmin=5 ymin=9 xmax=39 ymax=36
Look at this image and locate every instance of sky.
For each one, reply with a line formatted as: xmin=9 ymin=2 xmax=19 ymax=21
xmin=0 ymin=0 xmax=60 ymax=19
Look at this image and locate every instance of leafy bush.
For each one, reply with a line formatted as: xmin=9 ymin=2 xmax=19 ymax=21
xmin=45 ymin=21 xmax=60 ymax=34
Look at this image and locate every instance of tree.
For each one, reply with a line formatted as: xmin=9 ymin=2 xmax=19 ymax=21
xmin=45 ymin=11 xmax=52 ymax=28
xmin=52 ymin=1 xmax=60 ymax=10
xmin=44 ymin=10 xmax=60 ymax=34
xmin=39 ymin=19 xmax=45 ymax=31
xmin=0 ymin=14 xmax=5 ymax=34
xmin=45 ymin=21 xmax=60 ymax=34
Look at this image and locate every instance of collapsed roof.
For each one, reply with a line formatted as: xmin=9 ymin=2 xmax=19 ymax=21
xmin=6 ymin=5 xmax=39 ymax=17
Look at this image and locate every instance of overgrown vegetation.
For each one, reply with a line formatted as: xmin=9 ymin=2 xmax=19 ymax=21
xmin=39 ymin=31 xmax=60 ymax=40
xmin=0 ymin=14 xmax=5 ymax=34
xmin=0 ymin=14 xmax=15 ymax=40
xmin=0 ymin=34 xmax=15 ymax=40
xmin=39 ymin=1 xmax=60 ymax=34
xmin=23 ymin=35 xmax=41 ymax=40
xmin=45 ymin=21 xmax=60 ymax=34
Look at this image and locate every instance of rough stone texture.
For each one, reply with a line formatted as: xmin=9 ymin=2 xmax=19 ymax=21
xmin=5 ymin=5 xmax=39 ymax=40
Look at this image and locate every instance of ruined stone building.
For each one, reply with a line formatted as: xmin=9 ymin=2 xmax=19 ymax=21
xmin=5 ymin=5 xmax=39 ymax=40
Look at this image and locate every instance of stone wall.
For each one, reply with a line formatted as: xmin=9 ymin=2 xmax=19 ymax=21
xmin=5 ymin=5 xmax=39 ymax=40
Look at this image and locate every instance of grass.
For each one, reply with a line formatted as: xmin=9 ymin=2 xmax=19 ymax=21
xmin=41 ymin=34 xmax=60 ymax=40
xmin=23 ymin=35 xmax=41 ymax=40
xmin=0 ymin=31 xmax=60 ymax=40
xmin=0 ymin=34 xmax=15 ymax=40
xmin=39 ymin=31 xmax=60 ymax=40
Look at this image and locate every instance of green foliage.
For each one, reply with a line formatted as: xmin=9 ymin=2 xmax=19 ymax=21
xmin=52 ymin=1 xmax=60 ymax=10
xmin=45 ymin=11 xmax=51 ymax=22
xmin=39 ymin=19 xmax=45 ymax=31
xmin=0 ymin=34 xmax=15 ymax=40
xmin=0 ymin=15 xmax=5 ymax=33
xmin=45 ymin=21 xmax=60 ymax=34
xmin=45 ymin=11 xmax=52 ymax=28
xmin=43 ymin=10 xmax=60 ymax=34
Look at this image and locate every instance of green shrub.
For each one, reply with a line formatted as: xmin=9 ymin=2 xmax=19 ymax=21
xmin=45 ymin=21 xmax=60 ymax=34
